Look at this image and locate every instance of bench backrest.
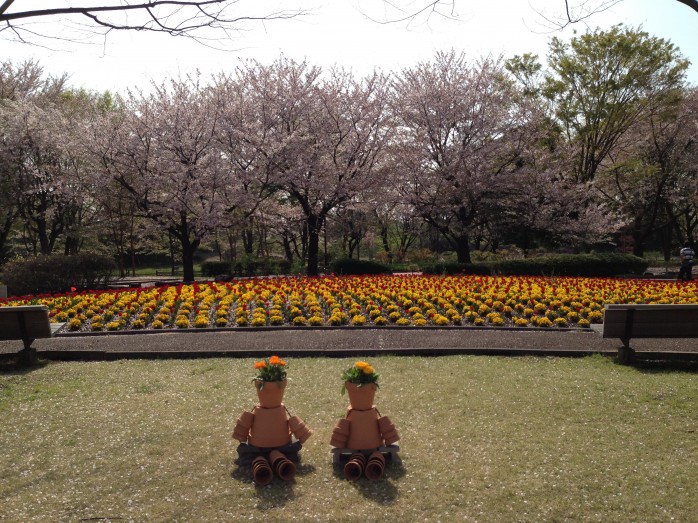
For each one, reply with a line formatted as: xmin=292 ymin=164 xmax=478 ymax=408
xmin=603 ymin=304 xmax=698 ymax=339
xmin=0 ymin=305 xmax=52 ymax=341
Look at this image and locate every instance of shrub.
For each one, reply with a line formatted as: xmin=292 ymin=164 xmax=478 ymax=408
xmin=232 ymin=257 xmax=292 ymax=277
xmin=200 ymin=261 xmax=232 ymax=277
xmin=330 ymin=258 xmax=391 ymax=275
xmin=420 ymin=253 xmax=647 ymax=277
xmin=420 ymin=262 xmax=491 ymax=275
xmin=491 ymin=253 xmax=648 ymax=277
xmin=1 ymin=253 xmax=116 ymax=296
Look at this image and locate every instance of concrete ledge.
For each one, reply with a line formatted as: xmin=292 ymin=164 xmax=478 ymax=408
xmin=18 ymin=346 xmax=618 ymax=362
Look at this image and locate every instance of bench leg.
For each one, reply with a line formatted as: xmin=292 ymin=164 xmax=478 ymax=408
xmin=18 ymin=337 xmax=38 ymax=365
xmin=618 ymin=345 xmax=635 ymax=365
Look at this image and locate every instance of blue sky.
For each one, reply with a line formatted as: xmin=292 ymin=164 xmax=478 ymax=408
xmin=3 ymin=0 xmax=697 ymax=93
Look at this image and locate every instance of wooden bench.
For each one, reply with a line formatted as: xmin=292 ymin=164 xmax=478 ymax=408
xmin=0 ymin=305 xmax=63 ymax=363
xmin=602 ymin=304 xmax=698 ymax=364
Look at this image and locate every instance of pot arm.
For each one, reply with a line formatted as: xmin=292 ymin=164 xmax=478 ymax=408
xmin=330 ymin=418 xmax=350 ymax=448
xmin=378 ymin=415 xmax=400 ymax=445
xmin=232 ymin=410 xmax=255 ymax=442
xmin=288 ymin=415 xmax=313 ymax=443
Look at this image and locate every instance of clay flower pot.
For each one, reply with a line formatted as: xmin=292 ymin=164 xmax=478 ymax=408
xmin=346 ymin=408 xmax=382 ymax=450
xmin=378 ymin=415 xmax=400 ymax=445
xmin=345 ymin=382 xmax=376 ymax=411
xmin=249 ymin=405 xmax=292 ymax=448
xmin=255 ymin=379 xmax=287 ymax=408
xmin=364 ymin=451 xmax=386 ymax=481
xmin=269 ymin=450 xmax=296 ymax=481
xmin=232 ymin=411 xmax=254 ymax=442
xmin=288 ymin=415 xmax=313 ymax=444
xmin=251 ymin=456 xmax=273 ymax=486
xmin=344 ymin=453 xmax=367 ymax=481
xmin=330 ymin=418 xmax=350 ymax=448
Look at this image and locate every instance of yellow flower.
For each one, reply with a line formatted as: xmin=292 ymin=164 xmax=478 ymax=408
xmin=362 ymin=365 xmax=374 ymax=375
xmin=355 ymin=361 xmax=369 ymax=370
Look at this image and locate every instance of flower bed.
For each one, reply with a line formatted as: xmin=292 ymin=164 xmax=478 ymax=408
xmin=1 ymin=275 xmax=696 ymax=333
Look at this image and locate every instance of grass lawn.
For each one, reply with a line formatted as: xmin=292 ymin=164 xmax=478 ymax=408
xmin=1 ymin=355 xmax=696 ymax=522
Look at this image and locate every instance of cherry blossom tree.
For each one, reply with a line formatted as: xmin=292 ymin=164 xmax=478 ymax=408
xmin=0 ymin=60 xmax=68 ymax=259
xmin=236 ymin=58 xmax=393 ymax=275
xmin=391 ymin=51 xmax=539 ymax=263
xmin=88 ymin=75 xmax=226 ymax=281
xmin=213 ymin=67 xmax=284 ymax=260
xmin=612 ymin=88 xmax=698 ymax=256
xmin=3 ymin=98 xmax=79 ymax=255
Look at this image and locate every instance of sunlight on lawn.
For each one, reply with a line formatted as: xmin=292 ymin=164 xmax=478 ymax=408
xmin=1 ymin=355 xmax=696 ymax=522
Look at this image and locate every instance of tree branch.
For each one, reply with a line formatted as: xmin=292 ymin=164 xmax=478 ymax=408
xmin=0 ymin=1 xmax=307 ymax=45
xmin=676 ymin=0 xmax=698 ymax=13
xmin=2 ymin=1 xmax=228 ymax=22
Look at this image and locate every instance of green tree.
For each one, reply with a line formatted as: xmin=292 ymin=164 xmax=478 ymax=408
xmin=543 ymin=25 xmax=689 ymax=183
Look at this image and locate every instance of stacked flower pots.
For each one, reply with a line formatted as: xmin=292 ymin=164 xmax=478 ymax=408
xmin=330 ymin=362 xmax=400 ymax=481
xmin=232 ymin=356 xmax=312 ymax=485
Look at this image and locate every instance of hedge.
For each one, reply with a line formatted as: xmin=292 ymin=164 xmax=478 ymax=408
xmin=1 ymin=254 xmax=116 ymax=296
xmin=330 ymin=258 xmax=392 ymax=275
xmin=200 ymin=261 xmax=232 ymax=277
xmin=421 ymin=253 xmax=648 ymax=278
xmin=421 ymin=262 xmax=492 ymax=275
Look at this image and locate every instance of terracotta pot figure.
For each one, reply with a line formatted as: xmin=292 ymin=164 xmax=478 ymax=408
xmin=232 ymin=356 xmax=312 ymax=484
xmin=331 ymin=361 xmax=400 ymax=481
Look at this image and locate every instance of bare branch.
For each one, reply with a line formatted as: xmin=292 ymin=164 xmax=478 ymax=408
xmin=534 ymin=0 xmax=698 ymax=33
xmin=531 ymin=0 xmax=624 ymax=32
xmin=358 ymin=0 xmax=460 ymax=26
xmin=0 ymin=1 xmax=308 ymax=47
xmin=0 ymin=0 xmax=15 ymax=17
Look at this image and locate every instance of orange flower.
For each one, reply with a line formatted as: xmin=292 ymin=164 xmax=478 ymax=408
xmin=254 ymin=361 xmax=266 ymax=369
xmin=269 ymin=355 xmax=286 ymax=366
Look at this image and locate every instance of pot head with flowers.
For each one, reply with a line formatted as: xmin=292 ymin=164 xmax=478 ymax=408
xmin=341 ymin=361 xmax=379 ymax=411
xmin=341 ymin=361 xmax=379 ymax=395
xmin=253 ymin=355 xmax=288 ymax=408
xmin=254 ymin=355 xmax=287 ymax=388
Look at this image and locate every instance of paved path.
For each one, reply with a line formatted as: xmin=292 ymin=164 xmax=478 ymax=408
xmin=1 ymin=326 xmax=696 ymax=361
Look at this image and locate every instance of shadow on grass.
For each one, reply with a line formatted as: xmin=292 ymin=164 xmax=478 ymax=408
xmin=627 ymin=359 xmax=698 ymax=374
xmin=0 ymin=356 xmax=49 ymax=375
xmin=609 ymin=353 xmax=698 ymax=374
xmin=230 ymin=461 xmax=318 ymax=509
xmin=331 ymin=457 xmax=405 ymax=504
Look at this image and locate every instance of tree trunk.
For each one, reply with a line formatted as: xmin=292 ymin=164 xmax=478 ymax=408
xmin=454 ymin=234 xmax=472 ymax=264
xmin=64 ymin=235 xmax=80 ymax=255
xmin=180 ymin=235 xmax=201 ymax=283
xmin=227 ymin=230 xmax=237 ymax=262
xmin=37 ymin=218 xmax=52 ymax=255
xmin=282 ymin=233 xmax=294 ymax=263
xmin=243 ymin=229 xmax=254 ymax=255
xmin=632 ymin=237 xmax=645 ymax=258
xmin=306 ymin=214 xmax=322 ymax=276
xmin=380 ymin=225 xmax=393 ymax=264
xmin=168 ymin=231 xmax=177 ymax=276
xmin=0 ymin=214 xmax=15 ymax=262
xmin=176 ymin=212 xmax=200 ymax=282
